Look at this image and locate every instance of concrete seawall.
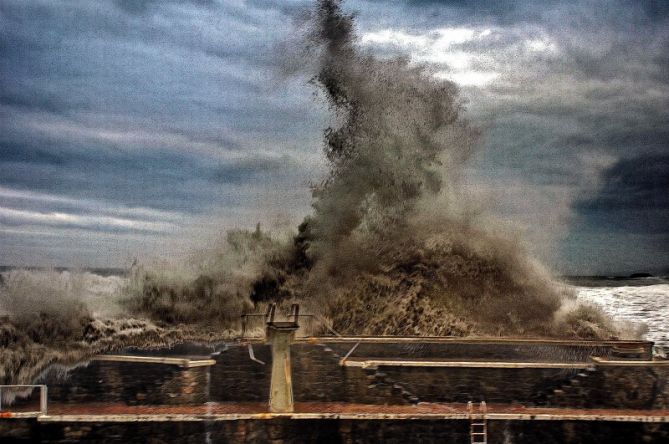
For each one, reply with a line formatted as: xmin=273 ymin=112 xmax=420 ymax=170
xmin=2 ymin=337 xmax=668 ymax=442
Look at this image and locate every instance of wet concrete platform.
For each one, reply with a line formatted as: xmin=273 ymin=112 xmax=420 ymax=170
xmin=341 ymin=357 xmax=592 ymax=368
xmin=30 ymin=402 xmax=669 ymax=423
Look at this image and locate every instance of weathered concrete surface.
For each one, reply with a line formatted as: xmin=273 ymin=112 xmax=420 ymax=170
xmin=34 ymin=402 xmax=669 ymax=422
xmin=267 ymin=323 xmax=298 ymax=413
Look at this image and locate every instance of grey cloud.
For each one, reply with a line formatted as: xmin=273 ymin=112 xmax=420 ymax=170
xmin=114 ymin=0 xmax=215 ymax=15
xmin=245 ymin=0 xmax=312 ymax=16
xmin=358 ymin=0 xmax=668 ymax=272
xmin=212 ymin=155 xmax=302 ymax=185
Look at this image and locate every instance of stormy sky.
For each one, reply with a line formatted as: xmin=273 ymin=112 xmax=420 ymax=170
xmin=1 ymin=0 xmax=667 ymax=275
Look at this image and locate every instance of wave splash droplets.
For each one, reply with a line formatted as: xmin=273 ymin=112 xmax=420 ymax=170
xmin=0 ymin=0 xmax=634 ymax=384
xmin=195 ymin=0 xmax=620 ymax=340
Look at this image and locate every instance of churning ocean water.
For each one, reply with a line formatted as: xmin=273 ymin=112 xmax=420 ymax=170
xmin=2 ymin=268 xmax=668 ymax=352
xmin=573 ymin=278 xmax=669 ymax=351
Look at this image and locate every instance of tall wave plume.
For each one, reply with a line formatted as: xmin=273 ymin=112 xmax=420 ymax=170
xmin=0 ymin=0 xmax=633 ymax=386
xmin=0 ymin=2 xmax=630 ymax=388
xmin=248 ymin=0 xmax=623 ymax=339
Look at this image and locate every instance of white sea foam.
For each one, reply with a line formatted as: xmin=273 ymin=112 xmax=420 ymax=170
xmin=575 ymin=284 xmax=669 ymax=349
xmin=3 ymin=269 xmax=667 ymax=350
xmin=0 ymin=269 xmax=126 ymax=319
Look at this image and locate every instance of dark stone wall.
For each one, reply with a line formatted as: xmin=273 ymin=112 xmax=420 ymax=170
xmin=291 ymin=343 xmax=347 ymax=402
xmin=548 ymin=366 xmax=669 ymax=409
xmin=291 ymin=343 xmax=408 ymax=404
xmin=2 ymin=418 xmax=668 ymax=443
xmin=289 ymin=343 xmax=594 ymax=405
xmin=41 ymin=361 xmax=209 ymax=406
xmin=209 ymin=343 xmax=407 ymax=404
xmin=380 ymin=366 xmax=579 ymax=404
xmin=597 ymin=367 xmax=669 ymax=409
xmin=28 ymin=342 xmax=668 ymax=409
xmin=210 ymin=345 xmax=270 ymax=402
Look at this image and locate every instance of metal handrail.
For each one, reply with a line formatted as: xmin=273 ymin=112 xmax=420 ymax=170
xmin=0 ymin=384 xmax=47 ymax=416
xmin=340 ymin=341 xmax=361 ymax=365
xmin=311 ymin=314 xmax=342 ymax=337
xmin=248 ymin=343 xmax=266 ymax=365
xmin=240 ymin=304 xmax=277 ymax=339
xmin=240 ymin=304 xmax=342 ymax=339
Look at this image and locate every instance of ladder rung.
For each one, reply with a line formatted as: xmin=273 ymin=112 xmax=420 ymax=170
xmin=470 ymin=401 xmax=487 ymax=444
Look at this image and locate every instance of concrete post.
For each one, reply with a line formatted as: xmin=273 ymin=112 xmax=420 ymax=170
xmin=267 ymin=322 xmax=298 ymax=413
xmin=40 ymin=385 xmax=47 ymax=415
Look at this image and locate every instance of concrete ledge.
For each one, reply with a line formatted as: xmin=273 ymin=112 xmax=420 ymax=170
xmin=485 ymin=413 xmax=669 ymax=422
xmin=341 ymin=359 xmax=591 ymax=369
xmin=592 ymin=357 xmax=669 ymax=367
xmin=31 ymin=403 xmax=669 ymax=423
xmin=93 ymin=355 xmax=216 ymax=368
xmin=302 ymin=336 xmax=652 ymax=347
xmin=36 ymin=412 xmax=669 ymax=423
xmin=0 ymin=412 xmax=42 ymax=419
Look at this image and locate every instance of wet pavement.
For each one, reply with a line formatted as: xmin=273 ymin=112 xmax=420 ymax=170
xmin=37 ymin=402 xmax=669 ymax=419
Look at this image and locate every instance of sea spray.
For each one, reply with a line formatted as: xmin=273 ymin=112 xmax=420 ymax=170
xmin=124 ymin=226 xmax=288 ymax=325
xmin=127 ymin=0 xmax=623 ymax=339
xmin=0 ymin=269 xmax=225 ymax=385
xmin=0 ymin=0 xmax=633 ymax=385
xmin=246 ymin=0 xmax=622 ymax=338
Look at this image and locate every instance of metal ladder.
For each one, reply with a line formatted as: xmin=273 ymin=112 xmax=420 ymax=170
xmin=468 ymin=401 xmax=487 ymax=444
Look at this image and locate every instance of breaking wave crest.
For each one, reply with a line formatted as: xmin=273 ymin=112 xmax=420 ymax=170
xmin=1 ymin=0 xmax=637 ymax=384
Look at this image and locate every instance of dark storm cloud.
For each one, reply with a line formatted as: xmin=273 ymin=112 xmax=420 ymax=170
xmin=402 ymin=0 xmax=669 ymax=21
xmin=577 ymin=154 xmax=669 ymax=234
xmin=353 ymin=0 xmax=668 ymax=272
xmin=0 ymin=0 xmax=667 ymax=270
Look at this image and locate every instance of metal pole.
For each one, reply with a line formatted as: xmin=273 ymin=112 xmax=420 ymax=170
xmin=248 ymin=343 xmax=266 ymax=365
xmin=340 ymin=341 xmax=361 ymax=365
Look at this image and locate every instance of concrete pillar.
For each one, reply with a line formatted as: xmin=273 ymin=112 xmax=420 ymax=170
xmin=267 ymin=322 xmax=299 ymax=413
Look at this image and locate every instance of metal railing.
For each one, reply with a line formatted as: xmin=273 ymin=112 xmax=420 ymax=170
xmin=0 ymin=385 xmax=47 ymax=416
xmin=240 ymin=303 xmax=341 ymax=340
